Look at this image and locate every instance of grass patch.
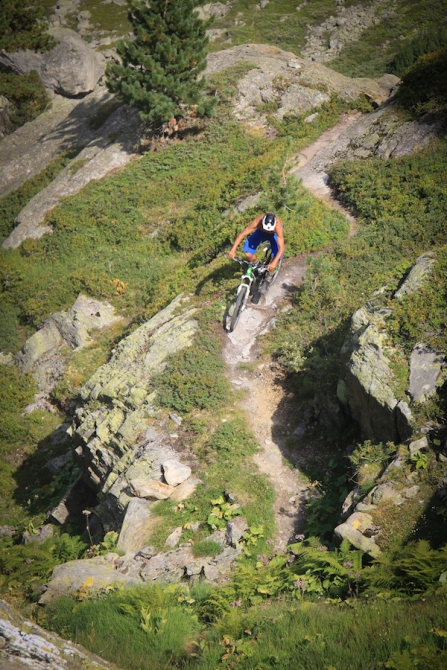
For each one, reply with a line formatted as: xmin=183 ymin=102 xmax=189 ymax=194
xmin=192 ymin=540 xmax=223 ymax=558
xmin=41 ymin=564 xmax=447 ymax=670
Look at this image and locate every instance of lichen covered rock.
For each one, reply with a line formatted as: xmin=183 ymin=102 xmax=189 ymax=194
xmin=71 ymin=294 xmax=199 ymax=528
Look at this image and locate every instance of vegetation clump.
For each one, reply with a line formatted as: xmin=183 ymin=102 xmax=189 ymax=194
xmin=0 ymin=70 xmax=49 ymax=132
xmin=0 ymin=0 xmax=55 ymax=52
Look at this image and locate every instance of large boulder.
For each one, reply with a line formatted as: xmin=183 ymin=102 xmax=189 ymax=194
xmin=339 ymin=305 xmax=405 ymax=443
xmin=39 ymin=555 xmax=140 ymax=604
xmin=0 ymin=29 xmax=105 ymax=97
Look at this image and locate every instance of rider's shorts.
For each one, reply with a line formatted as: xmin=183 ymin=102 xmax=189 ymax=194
xmin=243 ymin=229 xmax=279 ymax=257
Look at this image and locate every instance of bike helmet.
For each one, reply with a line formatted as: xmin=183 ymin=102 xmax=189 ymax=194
xmin=261 ymin=213 xmax=277 ymax=231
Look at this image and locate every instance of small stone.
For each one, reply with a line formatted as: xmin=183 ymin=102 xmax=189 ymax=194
xmin=129 ymin=478 xmax=174 ymax=500
xmin=165 ymin=526 xmax=182 ymax=548
xmin=170 ymin=477 xmax=201 ymax=502
xmin=169 ymin=412 xmax=183 ymax=426
xmin=162 ymin=459 xmax=191 ymax=486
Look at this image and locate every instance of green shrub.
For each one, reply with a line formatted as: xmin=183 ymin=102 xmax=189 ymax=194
xmin=364 ymin=540 xmax=447 ymax=596
xmin=153 ymin=333 xmax=229 ymax=414
xmin=0 ymin=71 xmax=49 ymax=129
xmin=390 ymin=27 xmax=447 ymax=75
xmin=397 ymin=48 xmax=447 ymax=117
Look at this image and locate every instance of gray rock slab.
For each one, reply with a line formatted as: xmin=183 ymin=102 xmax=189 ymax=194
xmin=140 ymin=546 xmax=194 ymax=582
xmin=39 ymin=556 xmax=140 ymax=604
xmin=165 ymin=526 xmax=183 ymax=548
xmin=409 ymin=436 xmax=429 ymax=457
xmin=395 ymin=254 xmax=436 ymax=299
xmin=14 ymin=294 xmax=123 ymax=393
xmin=3 ymin=103 xmax=141 ymax=249
xmin=117 ymin=498 xmax=158 ymax=553
xmin=225 ymin=516 xmax=248 ymax=547
xmin=335 ymin=521 xmax=381 ymax=558
xmin=396 ymin=400 xmax=414 ymax=442
xmin=371 ymin=483 xmax=403 ymax=506
xmin=408 ymin=343 xmax=444 ymax=402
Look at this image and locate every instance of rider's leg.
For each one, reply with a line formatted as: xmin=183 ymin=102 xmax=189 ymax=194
xmin=243 ymin=230 xmax=263 ymax=262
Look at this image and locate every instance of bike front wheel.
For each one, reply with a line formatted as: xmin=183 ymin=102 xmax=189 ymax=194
xmin=229 ymin=284 xmax=248 ymax=332
xmin=268 ymin=256 xmax=283 ymax=288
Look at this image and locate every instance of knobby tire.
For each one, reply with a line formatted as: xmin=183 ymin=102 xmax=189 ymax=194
xmin=268 ymin=256 xmax=283 ymax=288
xmin=230 ymin=284 xmax=248 ymax=332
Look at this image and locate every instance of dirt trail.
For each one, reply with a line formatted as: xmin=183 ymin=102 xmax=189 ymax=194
xmin=290 ymin=111 xmax=362 ymax=235
xmin=223 ymin=113 xmax=361 ymax=547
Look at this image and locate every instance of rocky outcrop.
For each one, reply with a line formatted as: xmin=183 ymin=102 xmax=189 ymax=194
xmin=335 ymin=253 xmax=446 ymax=555
xmin=205 ymin=44 xmax=398 ymax=129
xmin=338 ymin=304 xmax=410 ymax=444
xmin=2 ymin=102 xmax=141 ymax=248
xmin=195 ymin=2 xmax=232 ymax=22
xmin=302 ymin=0 xmax=396 ymax=63
xmin=0 ymin=29 xmax=105 ymax=97
xmin=338 ymin=254 xmax=445 ymax=442
xmin=40 ymin=521 xmax=246 ymax=603
xmin=71 ymin=294 xmax=199 ymax=529
xmin=335 ymin=433 xmax=444 ymax=557
xmin=0 ymin=599 xmax=120 ymax=669
xmin=338 ymin=253 xmax=445 ymax=444
xmin=14 ymin=294 xmax=123 ymax=394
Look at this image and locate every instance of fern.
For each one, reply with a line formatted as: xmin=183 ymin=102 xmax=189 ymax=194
xmin=365 ymin=541 xmax=447 ymax=596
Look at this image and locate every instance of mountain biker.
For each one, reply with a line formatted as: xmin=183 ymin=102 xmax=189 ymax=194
xmin=228 ymin=212 xmax=285 ymax=273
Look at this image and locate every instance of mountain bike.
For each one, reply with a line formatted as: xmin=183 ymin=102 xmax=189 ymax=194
xmin=226 ymin=247 xmax=282 ymax=332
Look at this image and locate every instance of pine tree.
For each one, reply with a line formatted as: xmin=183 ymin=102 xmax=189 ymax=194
xmin=105 ymin=0 xmax=215 ymax=128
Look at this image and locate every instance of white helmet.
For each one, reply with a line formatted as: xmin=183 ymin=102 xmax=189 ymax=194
xmin=261 ymin=213 xmax=276 ymax=231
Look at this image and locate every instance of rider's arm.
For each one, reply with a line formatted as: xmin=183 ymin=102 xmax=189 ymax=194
xmin=268 ymin=218 xmax=285 ymax=271
xmin=228 ymin=216 xmax=261 ymax=258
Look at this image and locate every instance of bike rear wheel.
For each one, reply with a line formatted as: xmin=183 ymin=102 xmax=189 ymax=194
xmin=229 ymin=284 xmax=248 ymax=332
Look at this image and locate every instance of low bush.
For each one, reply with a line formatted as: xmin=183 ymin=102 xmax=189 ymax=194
xmin=0 ymin=71 xmax=49 ymax=129
xmin=153 ymin=332 xmax=229 ymax=414
xmin=396 ymin=48 xmax=447 ymax=117
xmin=0 ymin=0 xmax=55 ymax=52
